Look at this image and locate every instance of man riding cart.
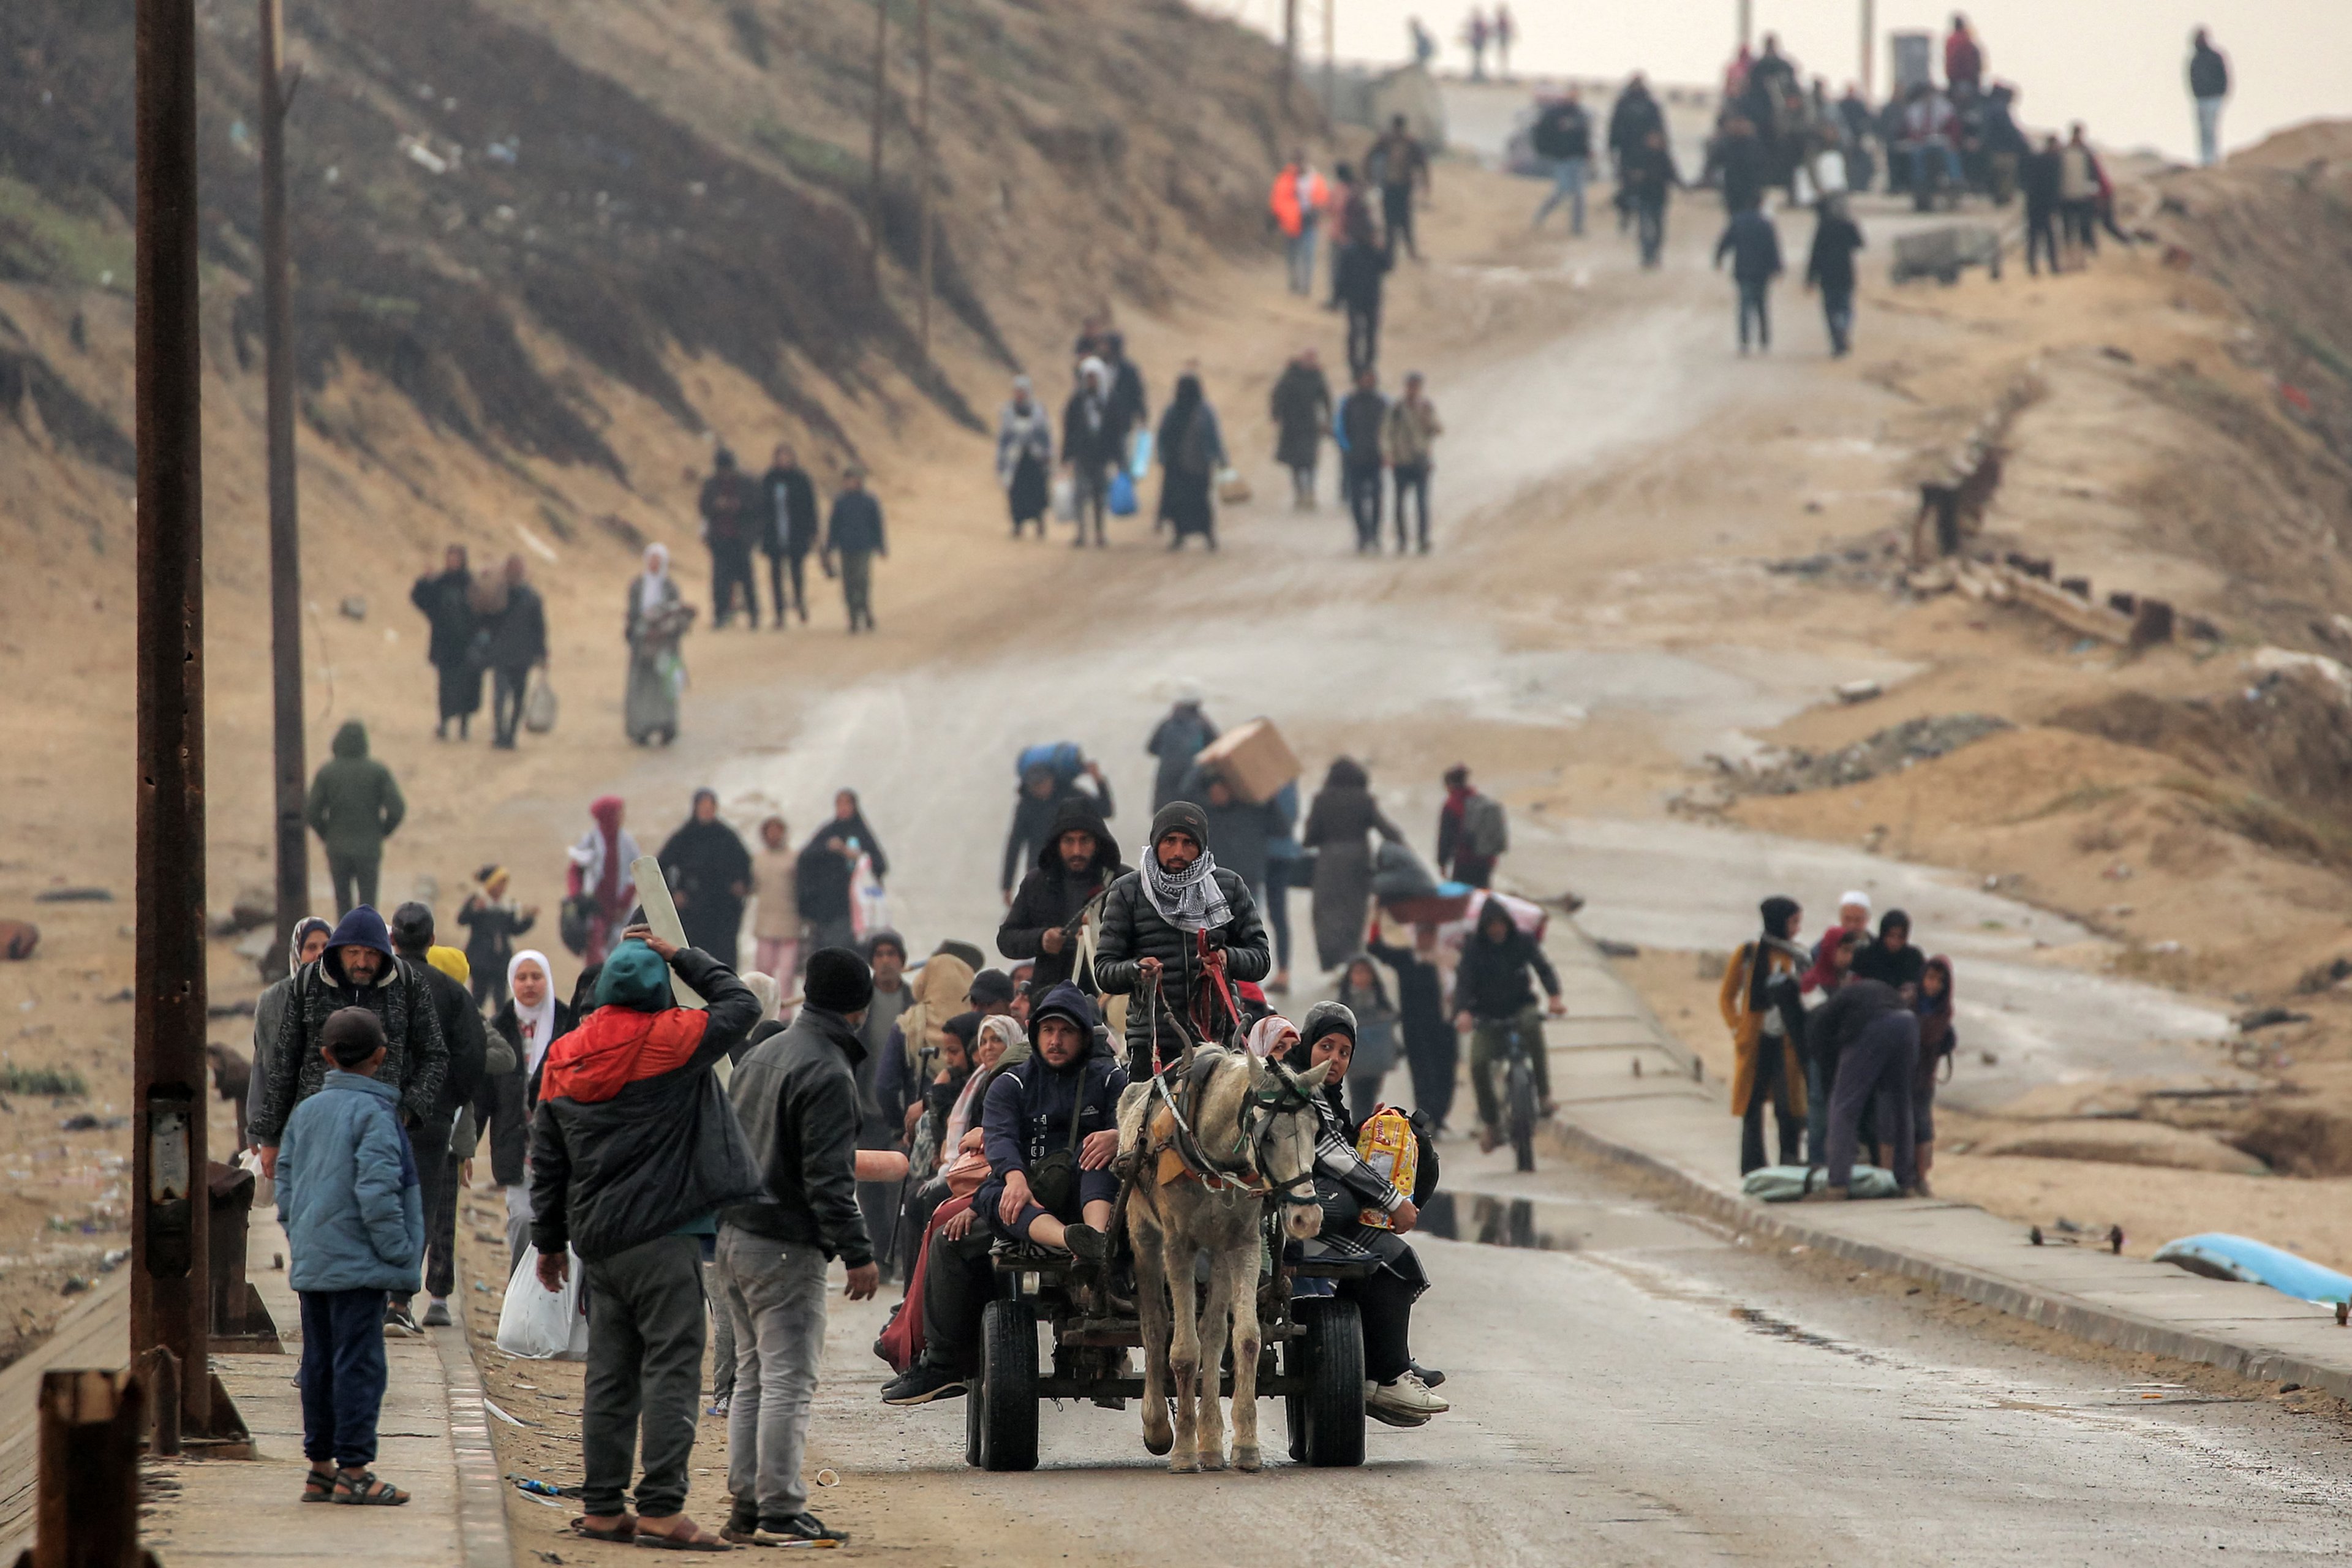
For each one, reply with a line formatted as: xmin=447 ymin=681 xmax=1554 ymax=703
xmin=1095 ymin=802 xmax=1272 ymax=1077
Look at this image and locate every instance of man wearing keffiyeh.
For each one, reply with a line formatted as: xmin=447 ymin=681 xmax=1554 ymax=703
xmin=1093 ymin=801 xmax=1272 ymax=1079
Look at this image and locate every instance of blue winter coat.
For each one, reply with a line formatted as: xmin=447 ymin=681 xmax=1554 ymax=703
xmin=276 ymin=1071 xmax=426 ymax=1293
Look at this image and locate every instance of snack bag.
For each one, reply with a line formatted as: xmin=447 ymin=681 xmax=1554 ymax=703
xmin=1355 ymin=1106 xmax=1418 ymax=1229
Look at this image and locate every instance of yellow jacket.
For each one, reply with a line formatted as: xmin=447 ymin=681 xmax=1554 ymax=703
xmin=1718 ymin=941 xmax=1806 ymax=1119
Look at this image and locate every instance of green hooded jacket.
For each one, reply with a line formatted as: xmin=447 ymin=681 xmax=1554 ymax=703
xmin=305 ymin=722 xmax=406 ymax=859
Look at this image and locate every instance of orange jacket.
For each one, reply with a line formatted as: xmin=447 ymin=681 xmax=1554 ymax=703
xmin=1269 ymin=167 xmax=1329 ymax=239
xmin=540 ymin=1005 xmax=710 ymax=1105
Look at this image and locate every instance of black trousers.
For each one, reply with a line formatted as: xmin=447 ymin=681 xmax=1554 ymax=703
xmin=1392 ymin=462 xmax=1430 ymax=550
xmin=1338 ymin=1267 xmax=1417 ymax=1384
xmin=710 ymin=546 xmax=759 ymax=627
xmin=1740 ymin=1037 xmax=1803 ymax=1174
xmin=1346 ymin=301 xmax=1381 ymax=377
xmin=918 ymin=1226 xmax=997 ymax=1372
xmin=2026 ymin=204 xmax=2060 ymax=274
xmin=398 ymin=1120 xmax=454 ymax=1303
xmin=1402 ymin=1020 xmax=1458 ymax=1130
xmin=1381 ymin=183 xmax=1415 ymax=258
xmin=327 ymin=852 xmax=379 ymax=918
xmin=764 ymin=551 xmax=807 ymax=623
xmin=491 ymin=664 xmax=529 ymax=746
xmin=1345 ymin=461 xmax=1384 ymax=550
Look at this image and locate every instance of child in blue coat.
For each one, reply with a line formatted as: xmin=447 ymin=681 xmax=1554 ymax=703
xmin=277 ymin=1006 xmax=425 ymax=1505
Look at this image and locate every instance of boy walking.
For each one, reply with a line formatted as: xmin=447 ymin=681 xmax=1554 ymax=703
xmin=1713 ymin=206 xmax=1784 ymax=355
xmin=276 ymin=1007 xmax=424 ymax=1506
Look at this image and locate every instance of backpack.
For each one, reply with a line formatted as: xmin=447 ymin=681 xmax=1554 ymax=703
xmin=1464 ymin=794 xmax=1509 ymax=858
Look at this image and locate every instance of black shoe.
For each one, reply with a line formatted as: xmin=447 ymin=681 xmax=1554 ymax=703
xmin=1062 ymin=1224 xmax=1110 ymax=1265
xmin=1411 ymin=1359 xmax=1446 ymax=1389
xmin=383 ymin=1303 xmax=421 ymax=1338
xmin=880 ymin=1361 xmax=967 ymax=1406
xmin=758 ymin=1514 xmax=848 ymax=1545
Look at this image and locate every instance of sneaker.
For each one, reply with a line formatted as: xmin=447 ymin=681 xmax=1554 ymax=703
xmin=421 ymin=1298 xmax=451 ymax=1329
xmin=706 ymin=1392 xmax=731 ymax=1419
xmin=382 ymin=1303 xmax=421 ymax=1338
xmin=1365 ymin=1371 xmax=1449 ymax=1426
xmin=1061 ymin=1223 xmax=1110 ymax=1265
xmin=880 ymin=1360 xmax=967 ymax=1406
xmin=756 ymin=1514 xmax=848 ymax=1545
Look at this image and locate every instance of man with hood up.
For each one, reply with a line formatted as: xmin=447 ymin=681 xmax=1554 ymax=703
xmin=529 ymin=927 xmax=765 ymax=1550
xmin=1450 ymin=896 xmax=1565 ymax=1152
xmin=306 ymin=722 xmax=406 ymax=916
xmin=880 ymin=983 xmax=1125 ymax=1407
xmin=998 ymin=795 xmax=1128 ymax=994
xmin=1093 ymin=801 xmax=1272 ymax=1079
xmin=249 ymin=908 xmax=450 ymax=1243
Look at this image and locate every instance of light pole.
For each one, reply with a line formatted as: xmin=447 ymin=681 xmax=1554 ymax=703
xmin=260 ymin=0 xmax=306 ymax=979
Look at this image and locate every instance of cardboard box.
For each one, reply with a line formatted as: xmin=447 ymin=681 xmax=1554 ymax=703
xmin=1191 ymin=717 xmax=1300 ymax=805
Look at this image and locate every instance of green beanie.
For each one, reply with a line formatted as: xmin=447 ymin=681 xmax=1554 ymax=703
xmin=595 ymin=941 xmax=675 ymax=1012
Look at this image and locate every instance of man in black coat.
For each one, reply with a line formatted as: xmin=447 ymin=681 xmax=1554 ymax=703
xmin=998 ymin=794 xmax=1128 ymax=993
xmin=717 ymin=948 xmax=878 ymax=1545
xmin=1060 ymin=361 xmax=1122 ymax=549
xmin=760 ymin=443 xmax=820 ymax=628
xmin=699 ymin=449 xmax=763 ymax=631
xmin=530 ymin=931 xmax=764 ymax=1550
xmin=1093 ymin=801 xmax=1272 ymax=1078
xmin=387 ymin=903 xmax=489 ymax=1332
xmin=409 ymin=543 xmax=480 ymax=740
xmin=1452 ymin=897 xmax=1564 ymax=1150
xmin=481 ymin=556 xmax=549 ymax=750
xmin=1804 ymin=198 xmax=1866 ymax=358
xmin=821 ymin=469 xmax=887 ymax=633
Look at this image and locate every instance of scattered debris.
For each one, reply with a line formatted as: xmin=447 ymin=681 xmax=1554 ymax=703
xmin=32 ymin=888 xmax=111 ymax=904
xmin=1834 ymin=679 xmax=1882 ymax=704
xmin=1 ymin=1065 xmax=86 ymax=1097
xmin=481 ymin=1397 xmax=529 ymax=1427
xmin=1714 ymin=714 xmax=2013 ymax=797
xmin=337 ymin=595 xmax=368 ymax=620
xmin=1594 ymin=939 xmax=1639 ymax=959
xmin=57 ymin=1114 xmax=128 ymax=1133
xmin=2294 ymin=956 xmax=2352 ymax=994
xmin=2237 ymin=1006 xmax=2311 ymax=1032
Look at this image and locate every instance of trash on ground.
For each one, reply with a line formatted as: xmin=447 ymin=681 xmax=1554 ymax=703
xmin=2153 ymin=1234 xmax=2352 ymax=1306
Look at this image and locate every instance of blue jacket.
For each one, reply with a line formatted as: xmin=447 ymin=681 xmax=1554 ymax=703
xmin=276 ymin=1071 xmax=426 ymax=1293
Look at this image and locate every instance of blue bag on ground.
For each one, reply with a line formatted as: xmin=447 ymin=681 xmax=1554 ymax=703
xmin=2154 ymin=1234 xmax=2352 ymax=1305
xmin=1741 ymin=1164 xmax=1902 ymax=1202
xmin=1107 ymin=469 xmax=1138 ymax=516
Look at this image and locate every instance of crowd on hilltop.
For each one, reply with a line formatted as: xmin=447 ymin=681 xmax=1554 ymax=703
xmin=1720 ymin=888 xmax=1958 ymax=1199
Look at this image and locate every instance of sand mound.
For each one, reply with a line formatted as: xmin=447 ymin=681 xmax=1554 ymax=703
xmin=1978 ymin=1118 xmax=2269 ymax=1176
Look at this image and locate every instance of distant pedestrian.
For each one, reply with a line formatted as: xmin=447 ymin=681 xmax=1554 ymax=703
xmin=1529 ymin=90 xmax=1593 ymax=235
xmin=1335 ymin=956 xmax=1401 ymax=1110
xmin=1943 ymin=13 xmax=1983 ymax=97
xmin=1435 ymin=764 xmax=1507 ymax=887
xmin=1303 ymin=756 xmax=1404 ymax=974
xmin=305 ymin=721 xmax=404 ymax=917
xmin=484 ymin=949 xmax=571 ymax=1276
xmin=1384 ymin=372 xmax=1442 ymax=554
xmin=530 ymin=930 xmax=764 ymax=1550
xmin=703 ymin=449 xmax=766 ymax=630
xmin=1264 ymin=780 xmax=1303 ymax=993
xmin=1912 ymin=956 xmax=1956 ymax=1192
xmin=1153 ymin=373 xmax=1226 ymax=552
xmin=1060 ymin=359 xmax=1119 ymax=548
xmin=1461 ymin=7 xmax=1488 ymax=81
xmin=2058 ymin=123 xmax=2101 ymax=258
xmin=1805 ymin=197 xmax=1865 ymax=357
xmin=1714 ymin=205 xmax=1784 ymax=355
xmin=760 ymin=444 xmax=820 ymax=627
xmin=1102 ymin=334 xmax=1150 ymax=465
xmin=565 ymin=795 xmax=639 ymax=967
xmin=2188 ymin=29 xmax=2229 ymax=167
xmin=751 ymin=815 xmax=799 ymax=983
xmin=1270 ymin=155 xmax=1330 ymax=297
xmin=624 ymin=544 xmax=692 ymax=747
xmin=995 ymin=376 xmax=1055 ymax=540
xmin=1270 ymin=349 xmax=1334 ymax=509
xmin=409 ymin=544 xmax=480 ymax=741
xmin=1491 ymin=4 xmax=1513 ymax=77
xmin=1720 ymin=897 xmax=1807 ymax=1174
xmin=851 ymin=931 xmax=913 ymax=1276
xmin=478 ymin=556 xmax=548 ymax=750
xmin=456 ymin=866 xmax=537 ymax=1011
xmin=660 ymin=788 xmax=755 ymax=971
xmin=1335 ymin=229 xmax=1392 ymax=377
xmin=387 ymin=903 xmax=488 ymax=1333
xmin=796 ymin=793 xmax=885 ymax=954
xmin=1409 ymin=16 xmax=1436 ymax=67
xmin=1368 ymin=923 xmax=1453 ymax=1131
xmin=1623 ymin=130 xmax=1678 ymax=268
xmin=1336 ymin=368 xmax=1388 ymax=553
xmin=276 ymin=1005 xmax=423 ymax=1507
xmin=823 ymin=467 xmax=887 ymax=633
xmin=2022 ymin=134 xmax=2063 ymax=274
xmin=1801 ymin=960 xmax=1920 ymax=1199
xmin=1371 ymin=115 xmax=1430 ymax=261
xmin=1147 ymin=687 xmax=1218 ymax=812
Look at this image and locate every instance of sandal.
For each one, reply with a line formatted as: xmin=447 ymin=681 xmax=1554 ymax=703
xmin=301 ymin=1466 xmax=336 ymax=1502
xmin=331 ymin=1468 xmax=410 ymax=1506
xmin=632 ymin=1515 xmax=735 ymax=1551
xmin=570 ymin=1515 xmax=638 ymax=1542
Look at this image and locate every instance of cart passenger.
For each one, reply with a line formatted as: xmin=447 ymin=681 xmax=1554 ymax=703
xmin=1286 ymin=1002 xmax=1450 ymax=1427
xmin=880 ymin=984 xmax=1126 ymax=1406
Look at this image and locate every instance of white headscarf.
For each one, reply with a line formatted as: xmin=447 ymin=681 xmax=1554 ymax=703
xmin=636 ymin=543 xmax=671 ymax=616
xmin=507 ymin=949 xmax=559 ymax=1076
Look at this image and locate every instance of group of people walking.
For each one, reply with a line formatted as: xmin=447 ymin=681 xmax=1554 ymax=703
xmin=1719 ymin=889 xmax=1957 ymax=1199
xmin=410 ymin=546 xmax=550 ymax=748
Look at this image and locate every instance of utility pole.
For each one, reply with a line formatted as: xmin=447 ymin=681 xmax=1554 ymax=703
xmin=1860 ymin=0 xmax=1875 ymax=99
xmin=134 ymin=0 xmax=215 ymax=1439
xmin=1282 ymin=0 xmax=1297 ymax=110
xmin=259 ymin=0 xmax=305 ymax=978
xmin=1738 ymin=0 xmax=1752 ymax=53
xmin=866 ymin=0 xmax=889 ymax=281
xmin=1321 ymin=0 xmax=1334 ymax=120
xmin=915 ymin=0 xmax=932 ymax=354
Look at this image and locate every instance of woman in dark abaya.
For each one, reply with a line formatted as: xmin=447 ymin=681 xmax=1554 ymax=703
xmin=657 ymin=787 xmax=753 ymax=969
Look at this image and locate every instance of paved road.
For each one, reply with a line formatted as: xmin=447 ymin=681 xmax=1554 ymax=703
xmin=810 ymin=1141 xmax=2352 ymax=1564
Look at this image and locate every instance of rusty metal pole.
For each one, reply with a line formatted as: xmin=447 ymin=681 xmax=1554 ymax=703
xmin=866 ymin=0 xmax=889 ymax=281
xmin=24 ymin=1370 xmax=150 ymax=1568
xmin=259 ymin=0 xmax=306 ymax=982
xmin=133 ymin=0 xmax=213 ymax=1439
xmin=915 ymin=0 xmax=932 ymax=353
xmin=1860 ymin=0 xmax=1875 ymax=100
xmin=1282 ymin=0 xmax=1297 ymax=111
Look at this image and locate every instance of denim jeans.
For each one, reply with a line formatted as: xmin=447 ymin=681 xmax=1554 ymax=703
xmin=1286 ymin=222 xmax=1319 ymax=295
xmin=2195 ymin=96 xmax=2223 ymax=167
xmin=1534 ymin=156 xmax=1589 ymax=234
xmin=1392 ymin=462 xmax=1431 ymax=550
xmin=299 ymin=1287 xmax=390 ymax=1468
xmin=718 ymin=1227 xmax=829 ymax=1523
xmin=1345 ymin=461 xmax=1384 ymax=550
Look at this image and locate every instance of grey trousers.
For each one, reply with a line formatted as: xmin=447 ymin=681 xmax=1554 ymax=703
xmin=581 ymin=1234 xmax=707 ymax=1518
xmin=1824 ymin=1013 xmax=1919 ymax=1191
xmin=717 ymin=1227 xmax=829 ymax=1523
xmin=702 ymin=1259 xmax=737 ymax=1401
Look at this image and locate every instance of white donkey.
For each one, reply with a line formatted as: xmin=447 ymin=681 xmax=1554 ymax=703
xmin=1120 ymin=1047 xmax=1329 ymax=1473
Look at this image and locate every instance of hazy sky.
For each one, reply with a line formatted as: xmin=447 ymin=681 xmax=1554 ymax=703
xmin=1213 ymin=1 xmax=2351 ymax=162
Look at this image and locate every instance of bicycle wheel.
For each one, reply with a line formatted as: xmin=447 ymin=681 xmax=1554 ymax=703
xmin=1507 ymin=1055 xmax=1538 ymax=1173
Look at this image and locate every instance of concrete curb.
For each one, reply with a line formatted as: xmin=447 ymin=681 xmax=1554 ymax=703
xmin=434 ymin=1322 xmax=517 ymax=1568
xmin=1544 ymin=1115 xmax=2352 ymax=1404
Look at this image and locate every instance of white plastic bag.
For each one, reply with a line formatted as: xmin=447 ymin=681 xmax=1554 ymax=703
xmin=496 ymin=1242 xmax=590 ymax=1360
xmin=850 ymin=851 xmax=890 ymax=940
xmin=1051 ymin=473 xmax=1077 ymax=522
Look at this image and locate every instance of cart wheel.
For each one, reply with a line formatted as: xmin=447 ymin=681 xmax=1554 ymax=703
xmin=1294 ymin=1298 xmax=1365 ymax=1467
xmin=973 ymin=1298 xmax=1039 ymax=1472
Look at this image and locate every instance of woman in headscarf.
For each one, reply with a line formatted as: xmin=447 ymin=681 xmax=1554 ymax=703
xmin=1718 ymin=895 xmax=1809 ymax=1174
xmin=483 ymin=948 xmax=573 ymax=1277
xmin=1245 ymin=1013 xmax=1299 ymax=1060
xmin=624 ymin=543 xmax=693 ymax=745
xmin=1911 ymin=956 xmax=1955 ymax=1196
xmin=876 ymin=949 xmax=975 ymax=1145
xmin=943 ymin=1013 xmax=1028 ymax=1155
xmin=1153 ymin=372 xmax=1227 ymax=551
xmin=251 ymin=915 xmax=333 ymax=1137
xmin=997 ymin=375 xmax=1055 ymax=539
xmin=1302 ymin=756 xmax=1404 ymax=974
xmin=565 ymin=794 xmax=638 ymax=966
xmin=657 ymin=788 xmax=753 ymax=970
xmin=1336 ymin=955 xmax=1401 ymax=1110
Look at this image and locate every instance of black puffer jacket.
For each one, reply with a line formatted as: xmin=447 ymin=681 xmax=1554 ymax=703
xmin=1092 ymin=867 xmax=1270 ymax=1073
xmin=527 ymin=949 xmax=765 ymax=1263
xmin=998 ymin=796 xmax=1128 ymax=992
xmin=1451 ymin=900 xmax=1562 ymax=1021
xmin=722 ymin=1006 xmax=873 ymax=1267
xmin=249 ymin=951 xmax=448 ymax=1142
xmin=399 ymin=946 xmax=488 ymax=1133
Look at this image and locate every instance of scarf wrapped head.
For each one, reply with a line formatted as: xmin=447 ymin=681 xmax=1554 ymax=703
xmin=1752 ymin=896 xmax=1804 ymax=1011
xmin=573 ymin=795 xmax=639 ymax=911
xmin=1140 ymin=801 xmax=1229 ymax=933
xmin=507 ymin=948 xmax=559 ymax=1074
xmin=1245 ymin=1014 xmax=1298 ymax=1060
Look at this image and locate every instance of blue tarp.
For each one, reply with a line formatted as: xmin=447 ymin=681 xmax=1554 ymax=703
xmin=2154 ymin=1233 xmax=2352 ymax=1306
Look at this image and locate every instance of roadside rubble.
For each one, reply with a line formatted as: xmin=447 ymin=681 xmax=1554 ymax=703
xmin=1704 ymin=714 xmax=2014 ymax=799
